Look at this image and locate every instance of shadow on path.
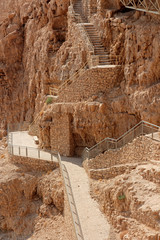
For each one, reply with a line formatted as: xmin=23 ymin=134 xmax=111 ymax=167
xmin=61 ymin=156 xmax=83 ymax=167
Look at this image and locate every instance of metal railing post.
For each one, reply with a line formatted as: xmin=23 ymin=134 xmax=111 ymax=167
xmin=88 ymin=150 xmax=90 ymax=159
xmin=38 ymin=149 xmax=40 ymax=159
xmin=107 ymin=140 xmax=109 ymax=150
xmin=123 ymin=137 xmax=125 ymax=147
xmin=26 ymin=147 xmax=28 ymax=157
xmin=142 ymin=122 xmax=144 ymax=135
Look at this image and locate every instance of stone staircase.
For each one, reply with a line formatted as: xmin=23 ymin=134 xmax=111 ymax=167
xmin=73 ymin=0 xmax=111 ymax=66
xmin=84 ymin=24 xmax=111 ymax=65
xmin=73 ymin=0 xmax=88 ymax=23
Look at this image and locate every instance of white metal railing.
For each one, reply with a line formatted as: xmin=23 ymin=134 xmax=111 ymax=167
xmin=8 ymin=132 xmax=57 ymax=161
xmin=8 ymin=122 xmax=30 ymax=133
xmin=8 ymin=129 xmax=84 ymax=240
xmin=82 ymin=121 xmax=160 ymax=160
xmin=57 ymin=153 xmax=84 ymax=240
xmin=120 ymin=0 xmax=160 ymax=15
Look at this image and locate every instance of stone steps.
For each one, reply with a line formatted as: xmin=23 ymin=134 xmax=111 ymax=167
xmin=84 ymin=24 xmax=110 ymax=65
xmin=73 ymin=1 xmax=88 ymax=23
xmin=73 ymin=1 xmax=113 ymax=66
xmin=95 ymin=52 xmax=109 ymax=56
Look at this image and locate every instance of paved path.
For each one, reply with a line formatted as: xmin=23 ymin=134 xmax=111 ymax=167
xmin=10 ymin=131 xmax=57 ymax=161
xmin=11 ymin=131 xmax=37 ymax=147
xmin=62 ymin=156 xmax=111 ymax=240
xmin=10 ymin=131 xmax=111 ymax=240
xmin=146 ymin=132 xmax=160 ymax=141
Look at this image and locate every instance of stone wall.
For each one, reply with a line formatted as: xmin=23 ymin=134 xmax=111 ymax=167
xmin=84 ymin=136 xmax=160 ymax=179
xmin=89 ymin=163 xmax=140 ymax=180
xmin=90 ymin=5 xmax=160 ymax=126
xmin=50 ymin=114 xmax=74 ymax=156
xmin=57 ymin=66 xmax=121 ymax=103
xmin=29 ymin=122 xmax=40 ymax=137
xmin=9 ymin=154 xmax=59 ymax=172
xmin=37 ymin=65 xmax=123 ymax=156
xmin=88 ymin=135 xmax=160 ymax=239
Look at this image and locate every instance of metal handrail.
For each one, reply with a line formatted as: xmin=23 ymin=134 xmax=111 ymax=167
xmin=8 ymin=122 xmax=30 ymax=133
xmin=59 ymin=62 xmax=88 ymax=91
xmin=83 ymin=121 xmax=160 ymax=160
xmin=57 ymin=153 xmax=84 ymax=240
xmin=76 ymin=16 xmax=95 ymax=54
xmin=8 ymin=131 xmax=84 ymax=240
xmin=49 ymin=62 xmax=88 ymax=97
xmin=120 ymin=0 xmax=160 ymax=15
xmin=29 ymin=104 xmax=46 ymax=130
xmin=31 ymin=62 xmax=88 ymax=132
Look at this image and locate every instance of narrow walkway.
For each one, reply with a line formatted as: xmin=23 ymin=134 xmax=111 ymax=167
xmin=10 ymin=132 xmax=57 ymax=161
xmin=62 ymin=156 xmax=111 ymax=240
xmin=10 ymin=131 xmax=111 ymax=240
xmin=11 ymin=131 xmax=37 ymax=147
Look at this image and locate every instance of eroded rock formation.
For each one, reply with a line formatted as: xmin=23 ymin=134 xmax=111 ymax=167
xmin=0 ymin=138 xmax=70 ymax=240
xmin=0 ymin=0 xmax=69 ymax=138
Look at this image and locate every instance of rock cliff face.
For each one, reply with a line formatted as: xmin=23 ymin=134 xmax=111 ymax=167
xmin=92 ymin=6 xmax=160 ymax=124
xmin=36 ymin=0 xmax=160 ymax=155
xmin=0 ymin=0 xmax=160 ymax=152
xmin=0 ymin=1 xmax=160 ymax=238
xmin=0 ymin=0 xmax=69 ymax=138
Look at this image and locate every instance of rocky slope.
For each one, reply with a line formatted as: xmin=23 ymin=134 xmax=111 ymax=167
xmin=0 ymin=138 xmax=71 ymax=240
xmin=84 ymin=136 xmax=160 ymax=240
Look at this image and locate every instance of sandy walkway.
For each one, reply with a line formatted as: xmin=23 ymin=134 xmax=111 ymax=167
xmin=11 ymin=131 xmax=37 ymax=147
xmin=10 ymin=132 xmax=57 ymax=161
xmin=61 ymin=156 xmax=111 ymax=240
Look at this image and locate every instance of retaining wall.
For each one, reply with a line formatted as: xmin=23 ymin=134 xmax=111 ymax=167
xmin=9 ymin=154 xmax=59 ymax=172
xmin=57 ymin=66 xmax=121 ymax=103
